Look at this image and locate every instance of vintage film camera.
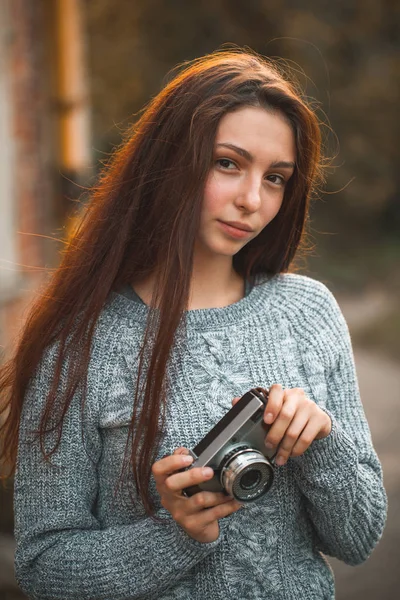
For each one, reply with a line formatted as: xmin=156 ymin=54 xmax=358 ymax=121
xmin=183 ymin=387 xmax=277 ymax=503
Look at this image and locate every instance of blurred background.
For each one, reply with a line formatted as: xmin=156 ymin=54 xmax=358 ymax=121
xmin=0 ymin=0 xmax=399 ymax=598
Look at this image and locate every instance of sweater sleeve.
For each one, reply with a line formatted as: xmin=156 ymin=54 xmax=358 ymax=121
xmin=290 ymin=285 xmax=387 ymax=566
xmin=14 ymin=342 xmax=220 ymax=600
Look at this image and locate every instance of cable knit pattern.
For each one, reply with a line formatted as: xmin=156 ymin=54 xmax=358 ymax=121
xmin=14 ymin=273 xmax=387 ymax=600
xmin=187 ymin=328 xmax=250 ymax=414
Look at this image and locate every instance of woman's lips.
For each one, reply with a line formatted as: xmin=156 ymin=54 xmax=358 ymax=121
xmin=218 ymin=221 xmax=254 ymax=239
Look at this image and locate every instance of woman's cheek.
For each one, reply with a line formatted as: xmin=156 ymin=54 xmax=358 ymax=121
xmin=203 ymin=175 xmax=227 ymax=214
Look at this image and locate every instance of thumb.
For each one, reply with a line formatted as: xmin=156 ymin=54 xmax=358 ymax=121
xmin=231 ymin=396 xmax=241 ymax=406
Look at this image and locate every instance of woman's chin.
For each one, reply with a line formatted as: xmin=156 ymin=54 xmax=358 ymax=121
xmin=203 ymin=241 xmax=243 ymax=259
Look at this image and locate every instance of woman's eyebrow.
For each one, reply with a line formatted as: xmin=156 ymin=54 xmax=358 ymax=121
xmin=216 ymin=142 xmax=295 ymax=170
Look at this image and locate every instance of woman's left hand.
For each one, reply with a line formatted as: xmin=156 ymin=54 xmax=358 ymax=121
xmin=232 ymin=384 xmax=331 ymax=466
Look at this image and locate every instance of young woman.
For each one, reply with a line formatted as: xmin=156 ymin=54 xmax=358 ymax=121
xmin=1 ymin=49 xmax=387 ymax=599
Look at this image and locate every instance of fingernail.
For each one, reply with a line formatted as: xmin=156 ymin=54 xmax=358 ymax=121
xmin=275 ymin=456 xmax=286 ymax=466
xmin=264 ymin=412 xmax=274 ymax=424
xmin=265 ymin=441 xmax=274 ymax=449
xmin=202 ymin=467 xmax=214 ymax=477
xmin=182 ymin=455 xmax=193 ymax=464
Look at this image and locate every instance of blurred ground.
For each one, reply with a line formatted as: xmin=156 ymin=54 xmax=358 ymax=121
xmin=0 ymin=289 xmax=398 ymax=599
xmin=331 ymin=349 xmax=400 ymax=599
xmin=328 ymin=289 xmax=400 ymax=600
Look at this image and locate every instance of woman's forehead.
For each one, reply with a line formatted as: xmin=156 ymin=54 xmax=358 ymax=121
xmin=215 ymin=107 xmax=296 ymax=164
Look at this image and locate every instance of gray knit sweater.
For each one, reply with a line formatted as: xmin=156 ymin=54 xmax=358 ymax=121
xmin=14 ymin=273 xmax=387 ymax=600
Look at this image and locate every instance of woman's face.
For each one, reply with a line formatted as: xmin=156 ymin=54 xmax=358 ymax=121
xmin=196 ymin=106 xmax=296 ymax=260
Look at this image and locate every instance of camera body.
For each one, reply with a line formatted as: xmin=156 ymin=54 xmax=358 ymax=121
xmin=183 ymin=387 xmax=276 ymax=503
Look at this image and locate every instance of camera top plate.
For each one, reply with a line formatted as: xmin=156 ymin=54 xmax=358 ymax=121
xmin=189 ymin=388 xmax=269 ymax=466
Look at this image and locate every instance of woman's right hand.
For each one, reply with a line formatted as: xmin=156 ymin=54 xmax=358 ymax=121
xmin=152 ymin=447 xmax=242 ymax=543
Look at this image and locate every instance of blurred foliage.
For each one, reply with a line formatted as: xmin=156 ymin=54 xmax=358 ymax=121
xmin=353 ymin=306 xmax=400 ymax=360
xmin=83 ymin=0 xmax=400 ymax=290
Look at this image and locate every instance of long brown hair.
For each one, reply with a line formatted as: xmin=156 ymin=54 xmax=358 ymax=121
xmin=0 ymin=48 xmax=325 ymax=515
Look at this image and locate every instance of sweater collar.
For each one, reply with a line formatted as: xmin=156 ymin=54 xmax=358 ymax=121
xmin=108 ymin=273 xmax=278 ymax=332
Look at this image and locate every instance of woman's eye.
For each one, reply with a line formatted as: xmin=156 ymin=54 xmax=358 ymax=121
xmin=216 ymin=158 xmax=237 ymax=170
xmin=215 ymin=160 xmax=286 ymax=185
xmin=267 ymin=174 xmax=285 ymax=186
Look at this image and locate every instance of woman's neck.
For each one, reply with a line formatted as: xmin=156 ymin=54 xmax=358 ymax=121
xmin=188 ymin=268 xmax=245 ymax=309
xmin=132 ymin=265 xmax=245 ymax=310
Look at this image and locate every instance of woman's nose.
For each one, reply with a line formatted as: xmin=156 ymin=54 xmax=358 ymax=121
xmin=235 ymin=179 xmax=262 ymax=212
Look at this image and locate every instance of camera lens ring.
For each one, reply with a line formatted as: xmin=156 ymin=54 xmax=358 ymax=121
xmin=240 ymin=469 xmax=262 ymax=490
xmin=221 ymin=449 xmax=274 ymax=502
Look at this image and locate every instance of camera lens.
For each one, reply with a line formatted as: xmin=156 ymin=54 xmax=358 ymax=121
xmin=221 ymin=449 xmax=274 ymax=502
xmin=240 ymin=469 xmax=261 ymax=490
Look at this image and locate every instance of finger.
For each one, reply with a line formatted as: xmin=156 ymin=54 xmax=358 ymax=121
xmin=173 ymin=447 xmax=191 ymax=456
xmin=265 ymin=393 xmax=298 ymax=448
xmin=185 ymin=491 xmax=232 ymax=514
xmin=231 ymin=396 xmax=241 ymax=406
xmin=151 ymin=453 xmax=194 ymax=484
xmin=274 ymin=411 xmax=309 ymax=466
xmin=291 ymin=416 xmax=322 ymax=457
xmin=165 ymin=465 xmax=214 ymax=494
xmin=184 ymin=498 xmax=242 ymax=530
xmin=264 ymin=384 xmax=284 ymax=424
